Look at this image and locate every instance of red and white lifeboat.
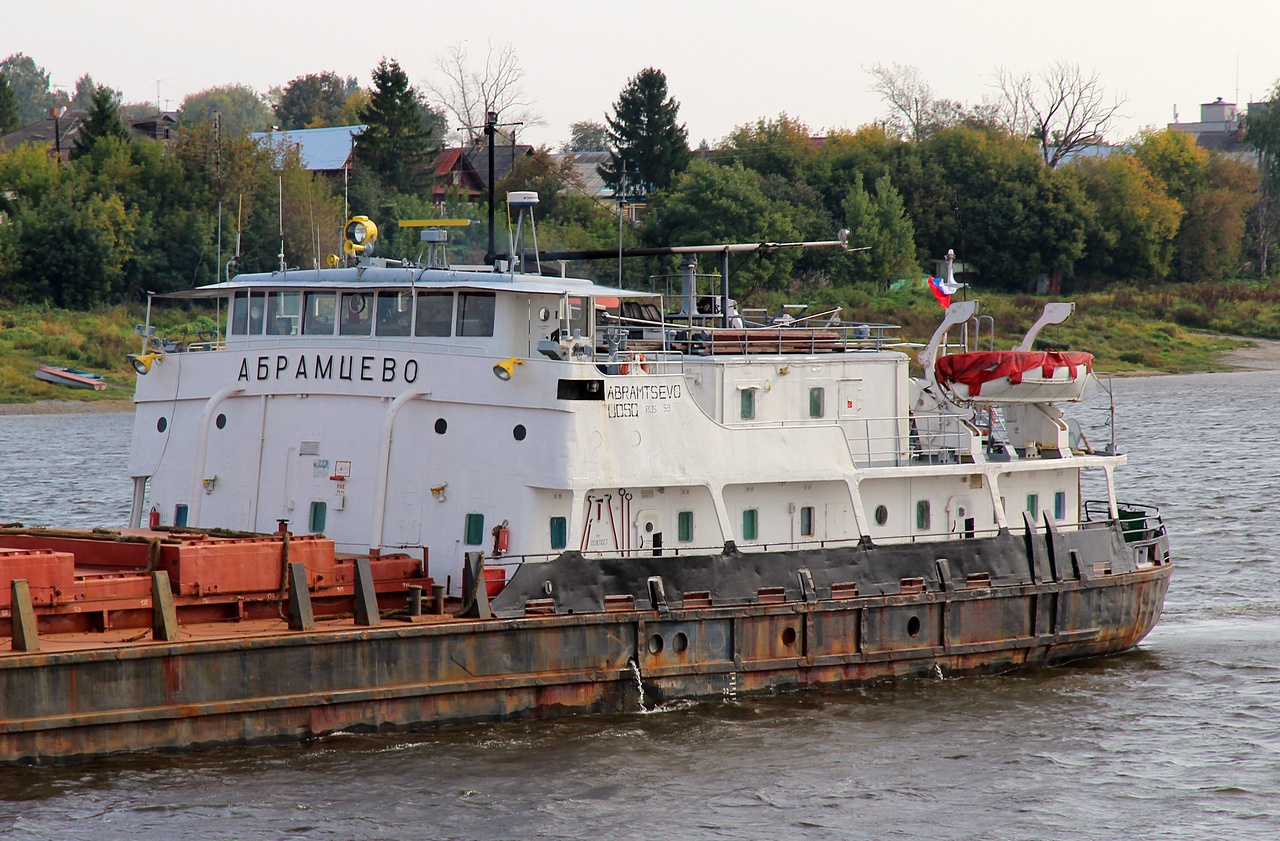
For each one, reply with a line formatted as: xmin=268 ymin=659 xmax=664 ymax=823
xmin=934 ymin=350 xmax=1094 ymax=403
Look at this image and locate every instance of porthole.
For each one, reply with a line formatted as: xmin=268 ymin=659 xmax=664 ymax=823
xmin=874 ymin=505 xmax=888 ymax=526
xmin=215 ymin=413 xmax=227 ymax=430
xmin=673 ymin=632 xmax=688 ymax=653
xmin=513 ymin=424 xmax=527 ymax=441
xmin=538 ymin=307 xmax=551 ymax=322
xmin=907 ymin=616 xmax=921 ymax=637
xmin=434 ymin=418 xmax=447 ymax=434
xmin=156 ymin=417 xmax=168 ymax=433
xmin=648 ymin=633 xmax=664 ymax=655
xmin=781 ymin=627 xmax=797 ymax=647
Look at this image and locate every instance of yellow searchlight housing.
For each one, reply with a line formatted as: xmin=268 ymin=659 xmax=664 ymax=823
xmin=492 ymin=357 xmax=523 ymax=381
xmin=128 ymin=352 xmax=163 ymax=375
xmin=342 ymin=216 xmax=379 ymax=257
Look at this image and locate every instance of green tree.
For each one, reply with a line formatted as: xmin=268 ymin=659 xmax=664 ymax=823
xmin=0 ymin=53 xmax=65 ymax=125
xmin=561 ymin=120 xmax=609 ymax=153
xmin=1073 ymin=154 xmax=1183 ymax=283
xmin=718 ymin=113 xmax=817 ymax=182
xmin=71 ymin=84 xmax=131 ymax=160
xmin=275 ymin=72 xmax=352 ymax=129
xmin=836 ymin=173 xmax=918 ymax=286
xmin=178 ymin=85 xmax=272 ymax=134
xmin=356 ymin=58 xmax=434 ymax=194
xmin=70 ymin=74 xmax=98 ymax=111
xmin=0 ymin=73 xmax=21 ymax=134
xmin=600 ymin=68 xmax=690 ymax=196
xmin=1245 ymin=89 xmax=1280 ymax=276
xmin=646 ymin=160 xmax=801 ymax=291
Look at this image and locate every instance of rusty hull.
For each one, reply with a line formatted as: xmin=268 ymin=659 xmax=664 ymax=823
xmin=0 ymin=561 xmax=1170 ymax=765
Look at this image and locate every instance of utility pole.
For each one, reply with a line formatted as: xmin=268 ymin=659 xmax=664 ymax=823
xmin=485 ymin=111 xmax=496 ymax=266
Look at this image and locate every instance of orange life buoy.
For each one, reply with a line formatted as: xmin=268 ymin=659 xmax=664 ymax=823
xmin=633 ymin=352 xmax=649 ymax=373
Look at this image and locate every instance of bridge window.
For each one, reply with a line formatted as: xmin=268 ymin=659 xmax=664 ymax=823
xmin=340 ymin=292 xmax=373 ymax=336
xmin=416 ymin=291 xmax=453 ymax=337
xmin=457 ymin=292 xmax=496 ymax=337
xmin=303 ymin=292 xmax=336 ymax=335
xmin=265 ymin=291 xmax=300 ymax=335
xmin=376 ymin=291 xmax=412 ymax=336
xmin=230 ymin=291 xmax=266 ymax=335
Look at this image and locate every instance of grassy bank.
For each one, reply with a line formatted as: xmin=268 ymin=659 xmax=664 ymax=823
xmin=0 ymin=285 xmax=1272 ymax=405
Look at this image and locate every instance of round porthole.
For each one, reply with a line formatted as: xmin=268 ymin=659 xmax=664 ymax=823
xmin=907 ymin=616 xmax=921 ymax=637
xmin=156 ymin=417 xmax=168 ymax=433
xmin=781 ymin=627 xmax=797 ymax=647
xmin=874 ymin=505 xmax=888 ymax=526
xmin=673 ymin=632 xmax=688 ymax=653
xmin=538 ymin=307 xmax=551 ymax=322
xmin=434 ymin=418 xmax=447 ymax=434
xmin=648 ymin=634 xmax=664 ymax=655
xmin=215 ymin=413 xmax=227 ymax=430
xmin=513 ymin=424 xmax=527 ymax=441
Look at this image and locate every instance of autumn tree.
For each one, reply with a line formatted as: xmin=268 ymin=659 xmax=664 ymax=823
xmin=275 ymin=72 xmax=354 ymax=129
xmin=717 ymin=113 xmax=817 ymax=182
xmin=600 ymin=68 xmax=690 ymax=196
xmin=1072 ymin=155 xmax=1183 ymax=283
xmin=0 ymin=53 xmax=65 ymax=125
xmin=994 ymin=62 xmax=1127 ymax=167
xmin=1245 ymin=89 xmax=1280 ymax=276
xmin=0 ymin=73 xmax=17 ymax=134
xmin=561 ymin=120 xmax=609 ymax=153
xmin=70 ymin=84 xmax=131 ymax=160
xmin=178 ymin=85 xmax=272 ymax=134
xmin=355 ymin=59 xmax=435 ymax=194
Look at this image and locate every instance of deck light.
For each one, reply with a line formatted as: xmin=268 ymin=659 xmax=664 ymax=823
xmin=342 ymin=216 xmax=379 ymax=257
xmin=128 ymin=352 xmax=163 ymax=375
xmin=492 ymin=357 xmax=523 ymax=381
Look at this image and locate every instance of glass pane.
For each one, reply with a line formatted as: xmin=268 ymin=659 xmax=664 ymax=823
xmin=464 ymin=513 xmax=485 ymax=545
xmin=340 ymin=292 xmax=373 ymax=336
xmin=457 ymin=292 xmax=496 ymax=337
xmin=742 ymin=509 xmax=758 ymax=541
xmin=265 ymin=291 xmax=300 ymax=336
xmin=1054 ymin=491 xmax=1066 ymax=520
xmin=916 ymin=500 xmax=931 ymax=530
xmin=809 ymin=387 xmax=824 ymax=418
xmin=415 ymin=291 xmax=453 ymax=337
xmin=230 ymin=293 xmax=249 ymax=335
xmin=740 ymin=389 xmax=755 ymax=420
xmin=1026 ymin=494 xmax=1039 ymax=518
xmin=677 ymin=511 xmax=693 ymax=542
xmin=303 ymin=292 xmax=336 ymax=335
xmin=550 ymin=516 xmax=567 ymax=550
xmin=800 ymin=506 xmax=814 ymax=537
xmin=376 ymin=291 xmax=412 ymax=336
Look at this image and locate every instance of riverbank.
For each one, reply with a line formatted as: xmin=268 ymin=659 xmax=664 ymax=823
xmin=0 ymin=397 xmax=133 ymax=416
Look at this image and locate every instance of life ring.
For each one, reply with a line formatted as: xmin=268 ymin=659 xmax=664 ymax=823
xmin=620 ymin=352 xmax=649 ymax=374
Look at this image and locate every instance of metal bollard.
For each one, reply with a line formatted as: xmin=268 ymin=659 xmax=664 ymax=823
xmin=431 ymin=583 xmax=446 ymax=615
xmin=406 ymin=584 xmax=424 ymax=616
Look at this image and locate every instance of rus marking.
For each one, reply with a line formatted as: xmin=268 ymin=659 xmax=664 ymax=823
xmin=238 ymin=355 xmax=420 ymax=384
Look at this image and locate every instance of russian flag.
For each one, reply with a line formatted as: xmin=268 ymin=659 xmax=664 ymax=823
xmin=928 ymin=276 xmax=952 ymax=308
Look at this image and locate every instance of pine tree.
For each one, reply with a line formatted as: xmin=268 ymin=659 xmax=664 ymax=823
xmin=71 ymin=84 xmax=131 ymax=160
xmin=599 ymin=68 xmax=690 ymax=196
xmin=355 ymin=59 xmax=433 ymax=194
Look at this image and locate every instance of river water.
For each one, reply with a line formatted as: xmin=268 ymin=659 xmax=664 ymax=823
xmin=0 ymin=372 xmax=1278 ymax=840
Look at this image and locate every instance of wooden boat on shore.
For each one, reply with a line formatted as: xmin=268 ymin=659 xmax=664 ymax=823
xmin=33 ymin=365 xmax=108 ymax=391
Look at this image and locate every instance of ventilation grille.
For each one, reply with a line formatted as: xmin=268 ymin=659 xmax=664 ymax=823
xmin=300 ymin=441 xmax=320 ymax=456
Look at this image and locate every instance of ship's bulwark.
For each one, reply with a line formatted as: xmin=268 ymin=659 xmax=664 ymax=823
xmin=0 ymin=520 xmax=1168 ymax=765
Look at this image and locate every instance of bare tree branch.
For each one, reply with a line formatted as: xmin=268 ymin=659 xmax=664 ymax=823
xmin=426 ymin=42 xmax=543 ymax=143
xmin=867 ymin=63 xmax=970 ymax=140
xmin=993 ymin=62 xmax=1127 ymax=166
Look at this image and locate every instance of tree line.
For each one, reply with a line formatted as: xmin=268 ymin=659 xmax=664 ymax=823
xmin=2 ymin=49 xmax=1280 ymax=311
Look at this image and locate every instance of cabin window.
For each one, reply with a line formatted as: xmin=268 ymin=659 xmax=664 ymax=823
xmin=809 ymin=387 xmax=824 ymax=418
xmin=308 ymin=501 xmax=327 ymax=533
xmin=740 ymin=388 xmax=756 ymax=420
xmin=340 ymin=292 xmax=373 ymax=336
xmin=376 ymin=291 xmax=412 ymax=336
xmin=742 ymin=508 xmax=759 ymax=541
xmin=549 ymin=516 xmax=568 ymax=550
xmin=230 ymin=292 xmax=266 ymax=335
xmin=265 ymin=291 xmax=300 ymax=335
xmin=916 ymin=500 xmax=931 ymax=530
xmin=1026 ymin=494 xmax=1039 ymax=519
xmin=1054 ymin=491 xmax=1067 ymax=521
xmin=464 ymin=513 xmax=485 ymax=545
xmin=566 ymin=296 xmax=591 ymax=339
xmin=173 ymin=504 xmax=189 ymax=527
xmin=415 ymin=291 xmax=453 ymax=337
xmin=800 ymin=506 xmax=815 ymax=537
xmin=874 ymin=504 xmax=889 ymax=526
xmin=303 ymin=292 xmax=336 ymax=335
xmin=677 ymin=510 xmax=694 ymax=542
xmin=457 ymin=292 xmax=496 ymax=337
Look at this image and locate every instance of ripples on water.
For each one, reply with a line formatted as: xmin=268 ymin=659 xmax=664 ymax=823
xmin=1 ymin=374 xmax=1278 ymax=840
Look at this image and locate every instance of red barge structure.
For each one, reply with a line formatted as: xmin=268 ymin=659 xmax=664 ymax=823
xmin=0 ymin=220 xmax=1171 ymax=764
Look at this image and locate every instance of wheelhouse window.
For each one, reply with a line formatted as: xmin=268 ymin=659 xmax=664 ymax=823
xmin=230 ymin=291 xmax=266 ymax=335
xmin=415 ymin=291 xmax=453 ymax=337
xmin=457 ymin=292 xmax=496 ymax=337
xmin=376 ymin=291 xmax=412 ymax=336
xmin=340 ymin=292 xmax=373 ymax=336
xmin=264 ymin=291 xmax=300 ymax=335
xmin=303 ymin=292 xmax=336 ymax=335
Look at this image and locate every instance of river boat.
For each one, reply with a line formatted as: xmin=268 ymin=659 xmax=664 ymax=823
xmin=0 ymin=211 xmax=1171 ymax=765
xmin=33 ymin=364 xmax=107 ymax=391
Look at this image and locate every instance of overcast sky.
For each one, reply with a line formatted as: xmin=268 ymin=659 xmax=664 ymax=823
xmin=6 ymin=1 xmax=1279 ymax=148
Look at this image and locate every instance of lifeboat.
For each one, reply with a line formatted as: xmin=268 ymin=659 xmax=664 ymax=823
xmin=934 ymin=350 xmax=1094 ymax=403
